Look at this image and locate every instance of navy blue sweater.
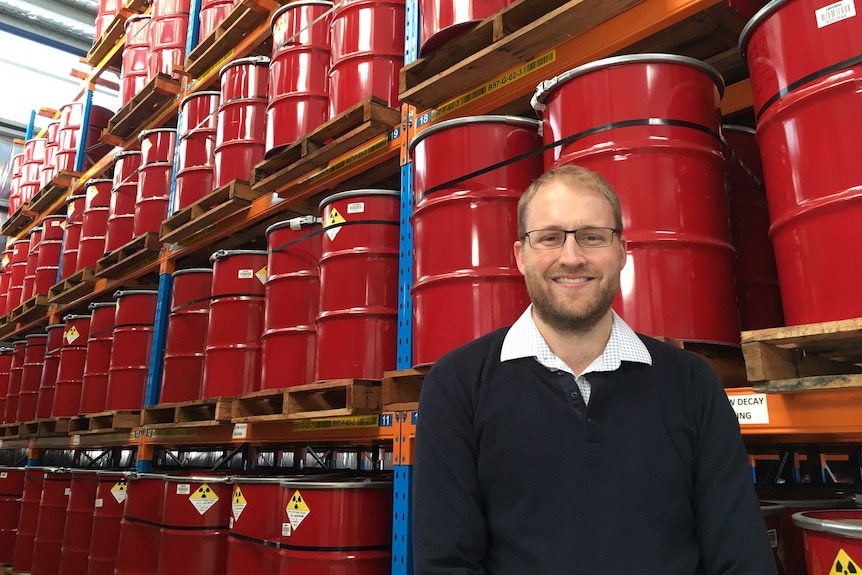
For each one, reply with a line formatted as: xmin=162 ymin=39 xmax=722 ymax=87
xmin=413 ymin=328 xmax=776 ymax=575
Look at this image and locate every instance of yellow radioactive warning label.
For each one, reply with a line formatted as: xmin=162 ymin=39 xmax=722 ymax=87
xmin=255 ymin=267 xmax=267 ymax=285
xmin=87 ymin=185 xmax=99 ymax=199
xmin=831 ymin=549 xmax=860 ymax=575
xmin=141 ymin=138 xmax=153 ymax=155
xmin=111 ymin=479 xmax=127 ymax=504
xmin=1 ymin=255 xmax=9 ymax=268
xmin=68 ymin=203 xmax=76 ymax=217
xmin=286 ymin=490 xmax=310 ymax=531
xmin=325 ymin=208 xmax=346 ymax=241
xmin=65 ymin=326 xmax=80 ymax=344
xmin=189 ymin=483 xmax=219 ymax=515
xmin=232 ymin=486 xmax=247 ymax=521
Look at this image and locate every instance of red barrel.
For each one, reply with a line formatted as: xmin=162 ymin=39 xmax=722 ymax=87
xmin=106 ymin=290 xmax=158 ymax=410
xmin=200 ymin=0 xmax=237 ymax=39
xmin=107 ymin=150 xmax=143 ymax=252
xmin=36 ymin=324 xmax=65 ymax=419
xmin=761 ymin=502 xmax=787 ymax=575
xmin=794 ymin=509 xmax=862 ymax=575
xmin=0 ymin=467 xmax=25 ymax=564
xmin=59 ymin=470 xmax=99 ymax=575
xmin=147 ymin=9 xmax=188 ymax=81
xmin=740 ymin=0 xmax=862 ymax=325
xmin=136 ymin=128 xmax=176 ymax=236
xmin=262 ymin=217 xmax=322 ymax=388
xmin=4 ymin=341 xmax=26 ymax=424
xmin=35 ymin=215 xmax=67 ymax=295
xmin=0 ymin=248 xmax=13 ymax=313
xmin=18 ymin=333 xmax=47 ymax=422
xmin=202 ymin=250 xmax=267 ymax=398
xmin=214 ymin=56 xmax=270 ymax=189
xmin=226 ymin=477 xmax=288 ymax=574
xmin=87 ymin=471 xmax=128 ymax=575
xmin=316 ymin=190 xmax=399 ymax=380
xmin=534 ymin=54 xmax=738 ymax=343
xmin=115 ymin=473 xmax=164 ymax=575
xmin=80 ymin=302 xmax=117 ymax=414
xmin=723 ymin=124 xmax=784 ymax=331
xmin=20 ymin=139 xmax=46 ymax=204
xmin=419 ymin=0 xmax=515 ymax=53
xmin=94 ymin=0 xmax=120 ymax=40
xmin=21 ymin=227 xmax=42 ymax=303
xmin=6 ymin=239 xmax=31 ymax=315
xmin=52 ymin=315 xmax=92 ymax=417
xmin=61 ymin=194 xmax=87 ymax=280
xmin=121 ymin=15 xmax=152 ymax=105
xmin=40 ymin=122 xmax=61 ymax=189
xmin=55 ymin=102 xmax=113 ymax=172
xmin=77 ymin=179 xmax=114 ymax=270
xmin=328 ymin=0 xmax=404 ymax=116
xmin=30 ymin=469 xmax=72 ymax=575
xmin=0 ymin=348 xmax=14 ymax=423
xmin=161 ymin=268 xmax=212 ymax=403
xmin=176 ymin=90 xmax=220 ymax=210
xmin=409 ymin=115 xmax=541 ymax=365
xmin=159 ymin=475 xmax=231 ymax=575
xmin=267 ymin=1 xmax=333 ymax=154
xmin=12 ymin=468 xmax=46 ymax=573
xmin=278 ymin=478 xmax=392 ymax=573
xmin=9 ymin=153 xmax=24 ymax=214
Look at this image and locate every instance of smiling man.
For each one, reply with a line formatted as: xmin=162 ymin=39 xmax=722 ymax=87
xmin=413 ymin=164 xmax=776 ymax=575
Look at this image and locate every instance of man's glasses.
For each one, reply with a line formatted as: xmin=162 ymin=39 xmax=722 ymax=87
xmin=523 ymin=227 xmax=620 ymax=249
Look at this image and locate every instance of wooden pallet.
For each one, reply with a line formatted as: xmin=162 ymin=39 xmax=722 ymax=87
xmin=21 ymin=417 xmax=71 ymax=436
xmin=48 ymin=268 xmax=98 ymax=304
xmin=741 ymin=318 xmax=862 ymax=393
xmin=0 ymin=423 xmax=23 ymax=439
xmin=69 ymin=410 xmax=141 ymax=434
xmin=159 ymin=180 xmax=263 ymax=244
xmin=8 ymin=294 xmax=49 ymax=324
xmin=251 ymin=96 xmax=401 ymax=193
xmin=96 ymin=232 xmax=161 ymax=279
xmin=27 ymin=172 xmax=78 ymax=214
xmin=85 ymin=13 xmax=127 ymax=70
xmin=654 ymin=337 xmax=747 ymax=388
xmin=233 ymin=379 xmax=382 ymax=422
xmin=0 ymin=206 xmax=35 ymax=237
xmin=141 ymin=397 xmax=235 ymax=428
xmin=184 ymin=0 xmax=272 ymax=80
xmin=106 ymin=73 xmax=182 ymax=139
xmin=382 ymin=366 xmax=431 ymax=411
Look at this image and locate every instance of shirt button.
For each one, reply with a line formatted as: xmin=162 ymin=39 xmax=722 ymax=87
xmin=570 ymin=391 xmax=579 ymax=400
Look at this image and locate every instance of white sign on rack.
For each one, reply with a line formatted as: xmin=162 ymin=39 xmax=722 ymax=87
xmin=728 ymin=393 xmax=770 ymax=424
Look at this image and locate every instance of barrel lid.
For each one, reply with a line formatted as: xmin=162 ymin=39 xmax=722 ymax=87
xmin=161 ymin=474 xmax=232 ymax=484
xmin=26 ymin=137 xmax=47 ymax=143
xmin=113 ymin=289 xmax=159 ymax=298
xmin=739 ymin=0 xmax=790 ymax=57
xmin=12 ymin=238 xmax=30 ymax=247
xmin=46 ymin=323 xmax=66 ymax=329
xmin=138 ymin=127 xmax=177 ymax=141
xmin=25 ymin=333 xmax=48 ymax=339
xmin=755 ymin=494 xmax=856 ymax=508
xmin=0 ymin=465 xmax=26 ymax=471
xmin=85 ymin=178 xmax=114 ymax=186
xmin=0 ymin=346 xmax=14 ymax=353
xmin=63 ymin=314 xmax=92 ymax=321
xmin=319 ymin=189 xmax=400 ymax=210
xmin=792 ymin=510 xmax=862 ymax=539
xmin=31 ymin=225 xmax=43 ymax=232
xmin=219 ymin=55 xmax=271 ymax=77
xmin=279 ymin=477 xmax=393 ymax=489
xmin=13 ymin=340 xmax=27 ymax=345
xmin=408 ymin=115 xmax=541 ymax=155
xmin=172 ymin=267 xmax=213 ymax=277
xmin=209 ymin=249 xmax=267 ymax=262
xmin=114 ymin=150 xmax=142 ymax=160
xmin=265 ymin=216 xmax=322 ymax=236
xmin=41 ymin=214 xmax=66 ymax=221
xmin=94 ymin=469 xmax=132 ymax=478
xmin=532 ymin=53 xmax=725 ymax=109
xmin=125 ymin=13 xmax=152 ymax=24
xmin=760 ymin=501 xmax=785 ymax=516
xmin=66 ymin=194 xmax=86 ymax=203
xmin=88 ymin=301 xmax=117 ymax=310
xmin=271 ymin=0 xmax=334 ymax=27
xmin=180 ymin=90 xmax=221 ymax=108
xmin=722 ymin=124 xmax=756 ymax=136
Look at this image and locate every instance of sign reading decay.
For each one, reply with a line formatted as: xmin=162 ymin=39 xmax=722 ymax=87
xmin=727 ymin=393 xmax=769 ymax=424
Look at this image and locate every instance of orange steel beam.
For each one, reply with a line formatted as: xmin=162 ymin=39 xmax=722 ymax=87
xmin=721 ymin=79 xmax=753 ymax=116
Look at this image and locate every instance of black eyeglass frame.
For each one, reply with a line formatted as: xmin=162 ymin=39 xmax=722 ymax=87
xmin=522 ymin=227 xmax=622 ymax=249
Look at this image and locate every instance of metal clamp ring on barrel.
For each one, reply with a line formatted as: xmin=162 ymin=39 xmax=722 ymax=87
xmin=269 ymin=219 xmax=399 ymax=254
xmin=270 ymin=0 xmax=336 ymax=52
xmin=792 ymin=511 xmax=862 ymax=539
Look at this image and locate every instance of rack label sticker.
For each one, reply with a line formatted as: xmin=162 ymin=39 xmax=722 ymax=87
xmin=176 ymin=483 xmax=191 ymax=495
xmin=111 ymin=480 xmax=127 ymax=503
xmin=95 ymin=498 xmax=104 ymax=508
xmin=238 ymin=269 xmax=254 ymax=279
xmin=232 ymin=423 xmax=248 ymax=439
xmin=292 ymin=415 xmax=380 ymax=432
xmin=286 ymin=490 xmax=310 ymax=530
xmin=830 ymin=549 xmax=860 ymax=574
xmin=72 ymin=434 xmax=81 ymax=446
xmin=728 ymin=393 xmax=769 ymax=424
xmin=347 ymin=202 xmax=364 ymax=214
xmin=232 ymin=486 xmax=247 ymax=520
xmin=816 ymin=0 xmax=856 ymax=28
xmin=282 ymin=522 xmax=291 ymax=536
xmin=255 ymin=267 xmax=267 ymax=285
xmin=65 ymin=326 xmax=80 ymax=344
xmin=325 ymin=208 xmax=346 ymax=241
xmin=190 ymin=484 xmax=219 ymax=515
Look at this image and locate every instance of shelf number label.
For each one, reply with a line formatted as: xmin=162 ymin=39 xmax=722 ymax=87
xmin=232 ymin=423 xmax=248 ymax=439
xmin=728 ymin=393 xmax=769 ymax=424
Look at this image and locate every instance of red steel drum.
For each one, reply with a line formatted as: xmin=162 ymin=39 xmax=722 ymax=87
xmin=226 ymin=477 xmax=284 ymax=574
xmin=9 ymin=153 xmax=24 ymax=214
xmin=6 ymin=239 xmax=31 ymax=315
xmin=534 ymin=54 xmax=739 ymax=343
xmin=17 ymin=333 xmax=47 ymax=422
xmin=0 ymin=348 xmax=13 ymax=423
xmin=214 ymin=56 xmax=270 ymax=188
xmin=148 ymin=11 xmax=188 ymax=81
xmin=725 ymin=0 xmax=768 ymax=20
xmin=0 ymin=248 xmax=13 ymax=311
xmin=20 ymin=139 xmax=47 ymax=203
xmin=202 ymin=250 xmax=267 ymax=398
xmin=3 ymin=341 xmax=25 ymax=424
xmin=409 ymin=115 xmax=540 ymax=365
xmin=278 ymin=478 xmax=393 ymax=573
xmin=35 ymin=215 xmax=67 ymax=295
xmin=794 ymin=509 xmax=862 ymax=575
xmin=0 ymin=467 xmax=25 ymax=564
xmin=61 ymin=194 xmax=88 ymax=280
xmin=12 ymin=468 xmax=46 ymax=573
xmin=55 ymin=103 xmax=113 ymax=172
xmin=77 ymin=179 xmax=115 ymax=270
xmin=200 ymin=0 xmax=238 ymax=39
xmin=21 ymin=227 xmax=42 ymax=303
xmin=761 ymin=502 xmax=787 ymax=575
xmin=740 ymin=0 xmax=862 ymax=326
xmin=315 ymin=190 xmax=399 ymax=380
xmin=115 ymin=473 xmax=164 ymax=575
xmin=107 ymin=150 xmax=143 ymax=252
xmin=80 ymin=302 xmax=117 ymax=414
xmin=58 ymin=470 xmax=99 ymax=575
xmin=153 ymin=0 xmax=191 ymax=15
xmin=723 ymin=124 xmax=784 ymax=331
xmin=161 ymin=268 xmax=212 ymax=403
xmin=30 ymin=469 xmax=72 ymax=575
xmin=176 ymin=91 xmax=220 ymax=211
xmin=106 ymin=290 xmax=158 ymax=410
xmin=328 ymin=0 xmax=405 ymax=115
xmin=267 ymin=1 xmax=333 ymax=154
xmin=52 ymin=315 xmax=92 ymax=417
xmin=94 ymin=0 xmax=120 ymax=40
xmin=262 ymin=217 xmax=322 ymax=388
xmin=159 ymin=475 xmax=231 ymax=575
xmin=121 ymin=15 xmax=152 ymax=105
xmin=419 ymin=0 xmax=514 ymax=53
xmin=36 ymin=324 xmax=65 ymax=419
xmin=88 ymin=471 xmax=128 ymax=575
xmin=135 ymin=128 xmax=176 ymax=236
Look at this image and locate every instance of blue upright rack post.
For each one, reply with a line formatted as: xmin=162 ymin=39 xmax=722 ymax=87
xmin=25 ymin=110 xmax=36 ymax=139
xmin=143 ymin=272 xmax=173 ymax=408
xmin=74 ymin=91 xmax=94 ymax=173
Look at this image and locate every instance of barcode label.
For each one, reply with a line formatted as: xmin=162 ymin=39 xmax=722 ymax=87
xmin=816 ymin=0 xmax=856 ymax=27
xmin=767 ymin=528 xmax=778 ymax=548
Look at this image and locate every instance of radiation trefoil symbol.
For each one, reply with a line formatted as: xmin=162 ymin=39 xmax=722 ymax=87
xmin=189 ymin=483 xmax=219 ymax=515
xmin=831 ymin=549 xmax=860 ymax=575
xmin=232 ymin=486 xmax=248 ymax=521
xmin=286 ymin=490 xmax=311 ymax=531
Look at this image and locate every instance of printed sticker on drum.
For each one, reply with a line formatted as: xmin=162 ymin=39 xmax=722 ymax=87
xmin=325 ymin=208 xmax=346 ymax=241
xmin=282 ymin=522 xmax=291 ymax=536
xmin=255 ymin=267 xmax=267 ymax=285
xmin=87 ymin=185 xmax=99 ymax=200
xmin=238 ymin=269 xmax=254 ymax=279
xmin=346 ymin=202 xmax=364 ymax=214
xmin=51 ymin=220 xmax=61 ymax=227
xmin=111 ymin=480 xmax=127 ymax=503
xmin=816 ymin=0 xmax=856 ymax=28
xmin=1 ymin=255 xmax=9 ymax=267
xmin=65 ymin=326 xmax=80 ymax=344
xmin=95 ymin=498 xmax=104 ymax=508
xmin=0 ymin=472 xmax=6 ymax=478
xmin=286 ymin=490 xmax=310 ymax=530
xmin=177 ymin=483 xmax=191 ymax=495
xmin=189 ymin=483 xmax=219 ymax=515
xmin=232 ymin=486 xmax=247 ymax=520
xmin=830 ymin=549 xmax=860 ymax=575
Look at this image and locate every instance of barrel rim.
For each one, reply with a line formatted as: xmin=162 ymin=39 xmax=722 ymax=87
xmin=31 ymin=225 xmax=44 ymax=232
xmin=407 ymin=115 xmax=541 ymax=155
xmin=265 ymin=215 xmax=322 ymax=236
xmin=161 ymin=474 xmax=232 ymax=484
xmin=754 ymin=495 xmax=856 ymax=507
xmin=88 ymin=301 xmax=117 ymax=310
xmin=738 ymin=0 xmax=791 ymax=57
xmin=180 ymin=90 xmax=221 ymax=108
xmin=26 ymin=137 xmax=48 ymax=143
xmin=760 ymin=501 xmax=786 ymax=515
xmin=722 ymin=124 xmax=756 ymax=136
xmin=210 ymin=249 xmax=268 ymax=262
xmin=172 ymin=267 xmax=214 ymax=276
xmin=41 ymin=214 xmax=67 ymax=221
xmin=279 ymin=478 xmax=394 ymax=489
xmin=219 ymin=55 xmax=271 ymax=77
xmin=271 ymin=0 xmax=334 ymax=28
xmin=114 ymin=150 xmax=142 ymax=160
xmin=63 ymin=314 xmax=92 ymax=321
xmin=792 ymin=509 xmax=862 ymax=539
xmin=12 ymin=339 xmax=28 ymax=345
xmin=125 ymin=13 xmax=152 ymax=25
xmin=66 ymin=194 xmax=86 ymax=202
xmin=319 ymin=189 xmax=400 ymax=210
xmin=46 ymin=323 xmax=66 ymax=329
xmin=532 ymin=53 xmax=726 ymax=107
xmin=0 ymin=465 xmax=27 ymax=471
xmin=85 ymin=178 xmax=115 ymax=185
xmin=138 ymin=127 xmax=178 ymax=141
xmin=24 ymin=333 xmax=48 ymax=339
xmin=113 ymin=289 xmax=160 ymax=298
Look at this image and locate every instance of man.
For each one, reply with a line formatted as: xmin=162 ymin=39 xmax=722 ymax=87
xmin=413 ymin=165 xmax=776 ymax=574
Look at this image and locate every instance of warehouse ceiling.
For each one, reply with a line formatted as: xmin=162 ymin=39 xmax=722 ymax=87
xmin=0 ymin=0 xmax=96 ymax=56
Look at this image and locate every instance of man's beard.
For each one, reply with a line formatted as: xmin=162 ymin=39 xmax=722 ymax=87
xmin=525 ymin=265 xmax=619 ymax=336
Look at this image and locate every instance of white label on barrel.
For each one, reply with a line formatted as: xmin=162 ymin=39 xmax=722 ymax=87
xmin=2 ymin=255 xmax=10 ymax=267
xmin=65 ymin=488 xmax=71 ymax=495
xmin=87 ymin=185 xmax=99 ymax=199
xmin=831 ymin=549 xmax=861 ymax=574
xmin=95 ymin=498 xmax=104 ymax=508
xmin=232 ymin=486 xmax=247 ymax=520
xmin=111 ymin=480 xmax=127 ymax=503
xmin=727 ymin=393 xmax=769 ymax=424
xmin=325 ymin=208 xmax=347 ymax=241
xmin=51 ymin=219 xmax=61 ymax=226
xmin=286 ymin=490 xmax=310 ymax=531
xmin=767 ymin=528 xmax=777 ymax=548
xmin=816 ymin=0 xmax=856 ymax=27
xmin=189 ymin=483 xmax=219 ymax=515
xmin=65 ymin=326 xmax=80 ymax=344
xmin=68 ymin=204 xmax=75 ymax=217
xmin=346 ymin=202 xmax=364 ymax=214
xmin=255 ymin=267 xmax=267 ymax=285
xmin=238 ymin=269 xmax=254 ymax=279
xmin=232 ymin=423 xmax=248 ymax=439
xmin=0 ymin=472 xmax=6 ymax=478
xmin=177 ymin=483 xmax=191 ymax=495
xmin=141 ymin=139 xmax=152 ymax=155
xmin=282 ymin=522 xmax=291 ymax=536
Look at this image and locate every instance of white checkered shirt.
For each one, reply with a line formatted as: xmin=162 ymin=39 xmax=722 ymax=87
xmin=500 ymin=306 xmax=652 ymax=404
